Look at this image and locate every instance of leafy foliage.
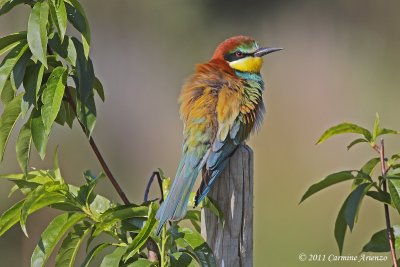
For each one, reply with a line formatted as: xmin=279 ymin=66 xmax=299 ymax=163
xmin=302 ymin=114 xmax=400 ymax=262
xmin=0 ymin=0 xmax=219 ymax=266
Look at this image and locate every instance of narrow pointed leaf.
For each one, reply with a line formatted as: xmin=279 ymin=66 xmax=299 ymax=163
xmin=123 ymin=203 xmax=157 ymax=261
xmin=377 ymin=128 xmax=399 ymax=137
xmin=389 ymin=179 xmax=400 ymax=213
xmin=346 ymin=138 xmax=368 ymax=150
xmin=300 ymin=171 xmax=359 ymax=203
xmin=65 ymin=0 xmax=90 ymax=58
xmin=335 ymin=198 xmax=349 ymax=255
xmin=317 ymin=123 xmax=372 ymax=144
xmin=100 ymin=247 xmax=127 ymax=267
xmin=27 ymin=1 xmax=49 ymax=68
xmin=71 ymin=38 xmax=94 ymax=101
xmin=31 ymin=212 xmax=86 ymax=267
xmin=1 ymin=79 xmax=15 ymax=104
xmin=170 ymin=252 xmax=197 ymax=267
xmin=372 ymin=113 xmax=379 ymax=141
xmin=201 ymin=197 xmax=224 ymax=226
xmin=50 ymin=0 xmax=67 ymax=42
xmin=0 ymin=93 xmax=23 ymax=162
xmin=0 ymin=41 xmax=28 ymax=94
xmin=0 ymin=31 xmax=26 ymax=56
xmin=41 ymin=66 xmax=67 ymax=133
xmin=55 ymin=221 xmax=92 ymax=267
xmin=362 ymin=226 xmax=400 ymax=252
xmin=366 ymin=191 xmax=392 ymax=205
xmin=93 ymin=76 xmax=104 ymax=101
xmin=0 ymin=0 xmax=28 ymax=16
xmin=10 ymin=48 xmax=31 ymax=91
xmin=16 ymin=119 xmax=32 ymax=173
xmin=22 ymin=62 xmax=44 ymax=115
xmin=80 ymin=243 xmax=110 ymax=267
xmin=31 ymin=107 xmax=49 ymax=159
xmin=344 ymin=183 xmax=372 ymax=231
xmin=128 ymin=258 xmax=157 ymax=267
xmin=360 ymin=158 xmax=380 ymax=175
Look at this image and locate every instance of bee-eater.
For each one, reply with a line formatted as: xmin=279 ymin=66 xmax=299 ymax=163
xmin=156 ymin=35 xmax=281 ymax=234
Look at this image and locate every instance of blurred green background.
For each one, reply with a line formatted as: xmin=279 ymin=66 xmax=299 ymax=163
xmin=1 ymin=0 xmax=400 ymax=266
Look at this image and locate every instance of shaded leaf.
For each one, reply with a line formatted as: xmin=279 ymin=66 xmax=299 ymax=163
xmin=346 ymin=138 xmax=368 ymax=150
xmin=16 ymin=119 xmax=32 ymax=173
xmin=10 ymin=47 xmax=31 ymax=91
xmin=317 ymin=123 xmax=372 ymax=144
xmin=55 ymin=220 xmax=92 ymax=267
xmin=31 ymin=212 xmax=86 ymax=267
xmin=93 ymin=76 xmax=104 ymax=101
xmin=362 ymin=226 xmax=400 ymax=252
xmin=0 ymin=41 xmax=28 ymax=95
xmin=366 ymin=191 xmax=391 ymax=205
xmin=31 ymin=107 xmax=49 ymax=159
xmin=300 ymin=171 xmax=359 ymax=203
xmin=65 ymin=0 xmax=90 ymax=58
xmin=22 ymin=61 xmax=44 ymax=114
xmin=0 ymin=0 xmax=28 ymax=16
xmin=335 ymin=198 xmax=349 ymax=255
xmin=27 ymin=0 xmax=49 ymax=68
xmin=41 ymin=66 xmax=67 ymax=133
xmin=344 ymin=183 xmax=372 ymax=231
xmin=123 ymin=202 xmax=157 ymax=261
xmin=80 ymin=243 xmax=110 ymax=267
xmin=1 ymin=79 xmax=15 ymax=104
xmin=170 ymin=252 xmax=197 ymax=267
xmin=0 ymin=93 xmax=23 ymax=161
xmin=360 ymin=158 xmax=380 ymax=175
xmin=388 ymin=179 xmax=400 ymax=213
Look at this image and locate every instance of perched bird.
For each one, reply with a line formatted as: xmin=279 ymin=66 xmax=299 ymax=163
xmin=156 ymin=35 xmax=281 ymax=234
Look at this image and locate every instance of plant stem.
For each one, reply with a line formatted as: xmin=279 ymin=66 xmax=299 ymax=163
xmin=65 ymin=88 xmax=130 ymax=205
xmin=377 ymin=139 xmax=398 ymax=267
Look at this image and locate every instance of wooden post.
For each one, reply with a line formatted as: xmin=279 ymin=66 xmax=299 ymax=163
xmin=201 ymin=144 xmax=254 ymax=267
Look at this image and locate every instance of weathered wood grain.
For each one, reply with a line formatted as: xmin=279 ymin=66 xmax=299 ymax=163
xmin=201 ymin=144 xmax=253 ymax=267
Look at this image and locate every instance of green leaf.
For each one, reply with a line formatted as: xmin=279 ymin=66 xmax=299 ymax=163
xmin=366 ymin=191 xmax=391 ymax=205
xmin=93 ymin=76 xmax=105 ymax=101
xmin=335 ymin=198 xmax=349 ymax=254
xmin=0 ymin=93 xmax=23 ymax=162
xmin=100 ymin=247 xmax=127 ymax=267
xmin=344 ymin=183 xmax=372 ymax=231
xmin=76 ymin=89 xmax=96 ymax=137
xmin=127 ymin=258 xmax=157 ymax=267
xmin=31 ymin=212 xmax=86 ymax=267
xmin=1 ymin=80 xmax=15 ymax=105
xmin=372 ymin=113 xmax=379 ymax=142
xmin=171 ymin=227 xmax=216 ymax=267
xmin=10 ymin=48 xmax=31 ymax=91
xmin=202 ymin=197 xmax=224 ymax=226
xmin=123 ymin=202 xmax=157 ymax=261
xmin=170 ymin=252 xmax=197 ymax=267
xmin=53 ymin=147 xmax=62 ymax=181
xmin=55 ymin=100 xmax=67 ymax=125
xmin=16 ymin=119 xmax=32 ymax=173
xmin=31 ymin=107 xmax=49 ymax=159
xmin=64 ymin=99 xmax=75 ymax=128
xmin=377 ymin=128 xmax=399 ymax=137
xmin=55 ymin=221 xmax=92 ymax=267
xmin=41 ymin=66 xmax=67 ymax=133
xmin=0 ymin=0 xmax=28 ymax=16
xmin=300 ymin=171 xmax=359 ymax=203
xmin=64 ymin=0 xmax=90 ymax=58
xmin=0 ymin=32 xmax=27 ymax=56
xmin=346 ymin=138 xmax=368 ymax=150
xmin=0 ymin=0 xmax=9 ymax=8
xmin=80 ymin=243 xmax=111 ymax=267
xmin=71 ymin=38 xmax=94 ymax=101
xmin=0 ymin=41 xmax=28 ymax=95
xmin=316 ymin=123 xmax=372 ymax=144
xmin=49 ymin=0 xmax=67 ymax=42
xmin=184 ymin=210 xmax=201 ymax=232
xmin=27 ymin=0 xmax=49 ymax=68
xmin=22 ymin=61 xmax=44 ymax=114
xmin=360 ymin=157 xmax=380 ymax=175
xmin=362 ymin=226 xmax=400 ymax=252
xmin=20 ymin=181 xmax=69 ymax=236
xmin=388 ymin=179 xmax=400 ymax=213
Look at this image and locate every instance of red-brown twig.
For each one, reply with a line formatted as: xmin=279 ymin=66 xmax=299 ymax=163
xmin=377 ymin=139 xmax=398 ymax=267
xmin=65 ymin=88 xmax=130 ymax=205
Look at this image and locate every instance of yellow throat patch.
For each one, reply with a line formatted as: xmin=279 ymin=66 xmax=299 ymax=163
xmin=229 ymin=56 xmax=263 ymax=73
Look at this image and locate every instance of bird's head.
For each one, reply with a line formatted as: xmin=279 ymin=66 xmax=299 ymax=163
xmin=211 ymin=35 xmax=282 ymax=73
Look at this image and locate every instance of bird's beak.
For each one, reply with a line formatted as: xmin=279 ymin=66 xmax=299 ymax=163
xmin=254 ymin=47 xmax=283 ymax=57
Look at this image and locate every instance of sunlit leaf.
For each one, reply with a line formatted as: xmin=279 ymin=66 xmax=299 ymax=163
xmin=127 ymin=258 xmax=157 ymax=267
xmin=170 ymin=252 xmax=197 ymax=267
xmin=0 ymin=0 xmax=28 ymax=16
xmin=49 ymin=0 xmax=67 ymax=42
xmin=31 ymin=212 xmax=86 ymax=267
xmin=100 ymin=246 xmax=127 ymax=267
xmin=300 ymin=171 xmax=360 ymax=203
xmin=360 ymin=158 xmax=380 ymax=175
xmin=1 ymin=79 xmax=15 ymax=105
xmin=202 ymin=197 xmax=224 ymax=226
xmin=372 ymin=113 xmax=379 ymax=142
xmin=41 ymin=66 xmax=67 ymax=133
xmin=0 ymin=93 xmax=23 ymax=162
xmin=16 ymin=119 xmax=32 ymax=173
xmin=317 ymin=123 xmax=372 ymax=144
xmin=31 ymin=107 xmax=49 ymax=159
xmin=27 ymin=1 xmax=49 ymax=68
xmin=55 ymin=220 xmax=92 ymax=267
xmin=0 ymin=31 xmax=26 ymax=56
xmin=346 ymin=138 xmax=368 ymax=150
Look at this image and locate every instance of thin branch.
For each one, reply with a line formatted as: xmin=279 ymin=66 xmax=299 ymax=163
xmin=144 ymin=171 xmax=163 ymax=202
xmin=378 ymin=139 xmax=398 ymax=267
xmin=65 ymin=87 xmax=130 ymax=205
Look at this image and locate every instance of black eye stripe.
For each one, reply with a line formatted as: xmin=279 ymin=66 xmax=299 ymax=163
xmin=224 ymin=51 xmax=254 ymax=62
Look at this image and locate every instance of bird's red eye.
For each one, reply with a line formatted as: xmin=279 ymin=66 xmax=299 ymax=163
xmin=235 ymin=51 xmax=243 ymax=57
